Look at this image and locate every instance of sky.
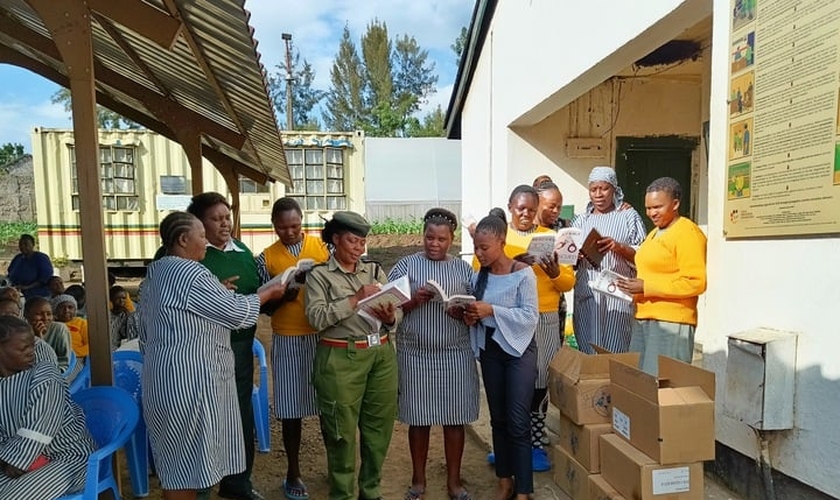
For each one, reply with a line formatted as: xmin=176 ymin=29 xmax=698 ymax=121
xmin=0 ymin=0 xmax=474 ymax=151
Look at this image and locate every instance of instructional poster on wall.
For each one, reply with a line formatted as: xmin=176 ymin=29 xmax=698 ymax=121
xmin=724 ymin=0 xmax=840 ymax=237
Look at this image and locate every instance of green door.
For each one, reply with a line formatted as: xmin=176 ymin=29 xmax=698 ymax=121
xmin=615 ymin=136 xmax=698 ymax=232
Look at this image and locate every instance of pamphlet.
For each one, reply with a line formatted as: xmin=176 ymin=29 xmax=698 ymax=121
xmin=424 ymin=279 xmax=476 ymax=309
xmin=588 ymin=269 xmax=633 ymax=302
xmin=257 ymin=258 xmax=316 ymax=292
xmin=526 ymin=233 xmax=557 ymax=257
xmin=553 ymin=227 xmax=583 ymax=265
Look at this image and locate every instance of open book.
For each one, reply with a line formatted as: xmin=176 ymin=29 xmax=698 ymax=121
xmin=257 ymin=258 xmax=316 ymax=292
xmin=526 ymin=233 xmax=557 ymax=257
xmin=579 ymin=229 xmax=606 ymax=268
xmin=588 ymin=269 xmax=633 ymax=302
xmin=424 ymin=279 xmax=476 ymax=309
xmin=356 ymin=275 xmax=411 ymax=322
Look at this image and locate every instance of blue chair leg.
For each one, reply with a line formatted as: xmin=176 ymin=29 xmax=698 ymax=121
xmin=123 ymin=421 xmax=150 ymax=496
xmin=252 ymin=387 xmax=269 ymax=453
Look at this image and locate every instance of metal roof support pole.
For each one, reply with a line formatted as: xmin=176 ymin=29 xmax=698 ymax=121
xmin=27 ymin=0 xmax=113 ymax=387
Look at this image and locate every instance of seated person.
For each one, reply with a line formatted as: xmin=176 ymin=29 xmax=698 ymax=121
xmin=0 ymin=316 xmax=97 ymax=500
xmin=64 ymin=285 xmax=86 ymax=318
xmin=23 ymin=297 xmax=71 ymax=373
xmin=47 ymin=276 xmax=65 ymax=298
xmin=0 ymin=286 xmax=23 ymax=310
xmin=0 ymin=298 xmax=58 ymax=366
xmin=50 ymin=295 xmax=89 ymax=364
xmin=109 ymin=286 xmax=138 ymax=350
xmin=107 ymin=273 xmax=135 ymax=312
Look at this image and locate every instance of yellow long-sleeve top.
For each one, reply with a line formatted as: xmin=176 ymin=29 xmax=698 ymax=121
xmin=473 ymin=226 xmax=575 ymax=312
xmin=65 ymin=316 xmax=89 ymax=357
xmin=634 ymin=216 xmax=707 ymax=326
xmin=263 ymin=234 xmax=331 ymax=336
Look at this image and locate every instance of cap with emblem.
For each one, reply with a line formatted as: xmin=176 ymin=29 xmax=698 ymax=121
xmin=322 ymin=210 xmax=371 ymax=244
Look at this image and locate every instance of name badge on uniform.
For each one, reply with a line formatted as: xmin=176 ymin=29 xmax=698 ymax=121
xmin=366 ymin=333 xmax=381 ymax=347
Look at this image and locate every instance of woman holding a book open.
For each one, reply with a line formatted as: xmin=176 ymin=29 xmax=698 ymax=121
xmin=571 ymin=166 xmax=646 ymax=355
xmin=304 ymin=211 xmax=402 ymax=500
xmin=388 ymin=208 xmax=478 ymax=500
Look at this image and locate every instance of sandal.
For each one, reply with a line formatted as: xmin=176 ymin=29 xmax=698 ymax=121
xmin=405 ymin=486 xmax=425 ymax=500
xmin=449 ymin=489 xmax=474 ymax=500
xmin=283 ymin=479 xmax=310 ymax=500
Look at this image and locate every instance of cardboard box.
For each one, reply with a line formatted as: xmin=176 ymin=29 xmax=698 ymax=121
xmin=553 ymin=444 xmax=592 ymax=500
xmin=609 ymin=356 xmax=715 ymax=464
xmin=558 ymin=412 xmax=613 ymax=472
xmin=548 ymin=346 xmax=640 ymax=424
xmin=600 ymin=434 xmax=703 ymax=500
xmin=589 ymin=474 xmax=626 ymax=500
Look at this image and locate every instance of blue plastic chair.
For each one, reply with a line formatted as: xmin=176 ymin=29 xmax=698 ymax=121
xmin=112 ymin=350 xmax=150 ymax=497
xmin=56 ymin=386 xmax=139 ymax=500
xmin=252 ymin=339 xmax=270 ymax=453
xmin=68 ymin=360 xmax=91 ymax=395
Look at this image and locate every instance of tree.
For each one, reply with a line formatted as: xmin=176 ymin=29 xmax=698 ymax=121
xmin=50 ymin=88 xmax=140 ymax=129
xmin=324 ymin=21 xmax=438 ymax=137
xmin=268 ymin=49 xmax=326 ymax=131
xmin=406 ymin=105 xmax=445 ymax=137
xmin=323 ymin=26 xmax=368 ymax=132
xmin=0 ymin=143 xmax=25 ymax=167
xmin=452 ymin=26 xmax=469 ymax=62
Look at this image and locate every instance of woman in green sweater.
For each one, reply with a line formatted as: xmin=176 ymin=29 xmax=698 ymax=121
xmin=187 ymin=192 xmax=264 ymax=500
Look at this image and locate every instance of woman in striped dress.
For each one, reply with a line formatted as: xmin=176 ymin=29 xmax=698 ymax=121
xmin=256 ymin=198 xmax=330 ymax=500
xmin=572 ymin=166 xmax=645 ymax=354
xmin=388 ymin=208 xmax=479 ymax=500
xmin=138 ymin=212 xmax=287 ymax=500
xmin=0 ymin=316 xmax=96 ymax=500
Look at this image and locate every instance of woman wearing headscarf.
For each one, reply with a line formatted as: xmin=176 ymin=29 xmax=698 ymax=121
xmin=304 ymin=211 xmax=401 ymax=500
xmin=139 ymin=211 xmax=286 ymax=500
xmin=571 ymin=166 xmax=645 ymax=354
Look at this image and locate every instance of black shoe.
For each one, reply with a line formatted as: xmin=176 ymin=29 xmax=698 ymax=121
xmin=219 ymin=489 xmax=265 ymax=500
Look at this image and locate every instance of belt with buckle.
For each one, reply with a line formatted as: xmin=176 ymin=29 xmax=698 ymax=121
xmin=319 ymin=334 xmax=389 ymax=349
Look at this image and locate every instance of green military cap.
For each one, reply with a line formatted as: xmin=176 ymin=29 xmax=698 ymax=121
xmin=331 ymin=211 xmax=371 ymax=237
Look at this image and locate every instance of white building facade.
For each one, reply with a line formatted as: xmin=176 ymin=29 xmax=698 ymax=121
xmin=447 ymin=0 xmax=840 ymax=497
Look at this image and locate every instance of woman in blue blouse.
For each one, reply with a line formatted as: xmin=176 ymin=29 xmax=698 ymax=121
xmin=8 ymin=235 xmax=53 ymax=300
xmin=462 ymin=213 xmax=539 ymax=500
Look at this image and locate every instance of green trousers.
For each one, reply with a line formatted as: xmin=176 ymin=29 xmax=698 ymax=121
xmin=313 ymin=341 xmax=397 ymax=500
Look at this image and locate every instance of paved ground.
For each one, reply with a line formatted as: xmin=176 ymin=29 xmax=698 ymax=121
xmin=468 ymin=385 xmax=744 ymax=500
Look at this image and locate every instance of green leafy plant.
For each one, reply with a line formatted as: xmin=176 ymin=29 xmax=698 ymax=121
xmin=369 ymin=217 xmax=424 ymax=235
xmin=0 ymin=222 xmax=37 ymax=246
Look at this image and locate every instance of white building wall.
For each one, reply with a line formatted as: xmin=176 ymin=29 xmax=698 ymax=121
xmin=458 ymin=0 xmax=840 ymax=495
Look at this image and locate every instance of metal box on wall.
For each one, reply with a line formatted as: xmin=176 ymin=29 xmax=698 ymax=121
xmin=724 ymin=328 xmax=797 ymax=430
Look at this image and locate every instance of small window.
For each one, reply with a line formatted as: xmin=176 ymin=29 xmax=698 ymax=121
xmin=70 ymin=144 xmax=139 ymax=212
xmin=160 ymin=175 xmax=187 ymax=195
xmin=287 ymin=146 xmax=347 ymax=211
xmin=239 ymin=176 xmax=269 ymax=194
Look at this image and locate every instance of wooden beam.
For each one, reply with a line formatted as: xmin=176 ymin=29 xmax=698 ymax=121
xmin=26 ymin=0 xmax=112 ymax=387
xmin=89 ymin=0 xmax=182 ymax=50
xmin=0 ymin=14 xmax=246 ymax=150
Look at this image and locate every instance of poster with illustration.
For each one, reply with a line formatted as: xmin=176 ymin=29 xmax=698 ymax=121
xmin=729 ymin=71 xmax=754 ymax=117
xmin=728 ymin=162 xmax=752 ymax=199
xmin=729 ymin=118 xmax=753 ymax=160
xmin=733 ymin=0 xmax=756 ymax=32
xmin=731 ymin=31 xmax=754 ymax=73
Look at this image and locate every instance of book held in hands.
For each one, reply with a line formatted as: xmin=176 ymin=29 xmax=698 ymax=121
xmin=257 ymin=258 xmax=316 ymax=292
xmin=579 ymin=228 xmax=606 ymax=268
xmin=424 ymin=279 xmax=476 ymax=309
xmin=525 ymin=233 xmax=557 ymax=258
xmin=356 ymin=275 xmax=412 ymax=319
xmin=588 ymin=268 xmax=633 ymax=302
xmin=553 ymin=227 xmax=583 ymax=265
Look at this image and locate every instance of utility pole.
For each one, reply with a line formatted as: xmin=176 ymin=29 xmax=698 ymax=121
xmin=282 ymin=33 xmax=294 ymax=131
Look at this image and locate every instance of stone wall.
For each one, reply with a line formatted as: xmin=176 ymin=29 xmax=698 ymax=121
xmin=0 ymin=155 xmax=35 ymax=222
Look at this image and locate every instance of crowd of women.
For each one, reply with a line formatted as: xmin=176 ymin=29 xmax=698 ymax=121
xmin=0 ymin=163 xmax=706 ymax=500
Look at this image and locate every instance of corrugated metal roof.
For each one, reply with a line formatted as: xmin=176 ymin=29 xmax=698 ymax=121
xmin=0 ymin=0 xmax=289 ymax=186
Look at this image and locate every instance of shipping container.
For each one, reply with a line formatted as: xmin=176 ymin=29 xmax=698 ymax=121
xmin=32 ymin=128 xmax=365 ymax=267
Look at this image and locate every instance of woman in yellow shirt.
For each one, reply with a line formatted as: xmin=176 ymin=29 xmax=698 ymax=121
xmin=256 ymin=198 xmax=330 ymax=500
xmin=50 ymin=294 xmax=88 ymax=360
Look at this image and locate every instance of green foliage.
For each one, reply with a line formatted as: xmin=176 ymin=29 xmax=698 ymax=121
xmin=269 ymin=47 xmax=327 ymax=131
xmin=50 ymin=88 xmax=141 ymax=129
xmin=452 ymin=26 xmax=468 ymax=62
xmin=406 ymin=105 xmax=445 ymax=137
xmin=369 ymin=217 xmax=424 ymax=235
xmin=0 ymin=222 xmax=37 ymax=246
xmin=324 ymin=21 xmax=438 ymax=137
xmin=0 ymin=143 xmax=25 ymax=168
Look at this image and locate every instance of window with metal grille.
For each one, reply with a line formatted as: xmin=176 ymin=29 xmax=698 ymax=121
xmin=286 ymin=147 xmax=346 ymax=211
xmin=239 ymin=176 xmax=270 ymax=193
xmin=70 ymin=145 xmax=139 ymax=211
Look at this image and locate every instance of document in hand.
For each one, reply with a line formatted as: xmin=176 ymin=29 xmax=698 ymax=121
xmin=554 ymin=227 xmax=583 ymax=265
xmin=588 ymin=269 xmax=632 ymax=302
xmin=257 ymin=258 xmax=316 ymax=292
xmin=579 ymin=228 xmax=606 ymax=268
xmin=424 ymin=279 xmax=476 ymax=309
xmin=356 ymin=275 xmax=412 ymax=316
xmin=526 ymin=233 xmax=557 ymax=257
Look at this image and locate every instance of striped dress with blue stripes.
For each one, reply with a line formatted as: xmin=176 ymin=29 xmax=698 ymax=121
xmin=388 ymin=253 xmax=480 ymax=426
xmin=0 ymin=361 xmax=96 ymax=500
xmin=138 ymin=256 xmax=261 ymax=490
xmin=572 ymin=208 xmax=646 ymax=353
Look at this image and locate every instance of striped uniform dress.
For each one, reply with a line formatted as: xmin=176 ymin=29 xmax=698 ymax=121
xmin=572 ymin=208 xmax=646 ymax=353
xmin=138 ymin=256 xmax=261 ymax=490
xmin=388 ymin=253 xmax=480 ymax=426
xmin=0 ymin=361 xmax=96 ymax=500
